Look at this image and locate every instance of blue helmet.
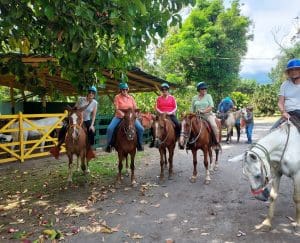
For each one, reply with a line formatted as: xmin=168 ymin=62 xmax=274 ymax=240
xmin=224 ymin=96 xmax=231 ymax=102
xmin=196 ymin=82 xmax=207 ymax=91
xmin=88 ymin=85 xmax=97 ymax=93
xmin=286 ymin=58 xmax=300 ymax=71
xmin=119 ymin=82 xmax=129 ymax=90
xmin=160 ymin=83 xmax=170 ymax=90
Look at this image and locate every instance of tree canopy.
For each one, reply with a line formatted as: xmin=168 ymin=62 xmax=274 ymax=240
xmin=157 ymin=0 xmax=252 ymax=100
xmin=0 ymin=0 xmax=195 ymax=93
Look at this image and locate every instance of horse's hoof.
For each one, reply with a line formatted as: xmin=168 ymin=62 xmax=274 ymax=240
xmin=168 ymin=174 xmax=174 ymax=180
xmin=255 ymin=221 xmax=272 ymax=231
xmin=189 ymin=176 xmax=197 ymax=183
xmin=204 ymin=179 xmax=210 ymax=185
xmin=131 ymin=180 xmax=137 ymax=187
xmin=214 ymin=165 xmax=219 ymax=171
xmin=226 ymin=141 xmax=230 ymax=144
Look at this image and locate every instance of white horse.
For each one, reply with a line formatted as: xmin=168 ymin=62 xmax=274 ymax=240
xmin=220 ymin=109 xmax=244 ymax=143
xmin=10 ymin=117 xmax=61 ymax=152
xmin=229 ymin=121 xmax=300 ymax=230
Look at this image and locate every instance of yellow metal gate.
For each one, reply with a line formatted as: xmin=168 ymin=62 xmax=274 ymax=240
xmin=0 ymin=112 xmax=67 ymax=163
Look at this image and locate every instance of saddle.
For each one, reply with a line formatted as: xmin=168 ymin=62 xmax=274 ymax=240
xmin=217 ymin=112 xmax=228 ymax=125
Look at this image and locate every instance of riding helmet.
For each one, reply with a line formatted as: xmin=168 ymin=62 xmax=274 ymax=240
xmin=286 ymin=58 xmax=300 ymax=71
xmin=119 ymin=82 xmax=129 ymax=90
xmin=196 ymin=82 xmax=207 ymax=91
xmin=160 ymin=83 xmax=170 ymax=90
xmin=88 ymin=85 xmax=97 ymax=93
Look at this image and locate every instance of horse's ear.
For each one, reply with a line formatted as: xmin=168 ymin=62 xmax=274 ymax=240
xmin=228 ymin=153 xmax=244 ymax=163
xmin=66 ymin=105 xmax=73 ymax=112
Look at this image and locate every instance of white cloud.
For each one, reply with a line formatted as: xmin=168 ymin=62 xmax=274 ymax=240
xmin=236 ymin=0 xmax=300 ymax=74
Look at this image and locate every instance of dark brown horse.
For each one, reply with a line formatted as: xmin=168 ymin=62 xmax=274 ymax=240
xmin=114 ymin=108 xmax=138 ymax=186
xmin=152 ymin=113 xmax=176 ymax=180
xmin=179 ymin=113 xmax=221 ymax=184
xmin=65 ymin=106 xmax=89 ymax=183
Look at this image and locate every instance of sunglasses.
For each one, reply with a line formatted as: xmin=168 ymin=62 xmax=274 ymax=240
xmin=161 ymin=88 xmax=168 ymax=91
xmin=199 ymin=88 xmax=207 ymax=91
xmin=121 ymin=88 xmax=128 ymax=91
xmin=88 ymin=91 xmax=96 ymax=94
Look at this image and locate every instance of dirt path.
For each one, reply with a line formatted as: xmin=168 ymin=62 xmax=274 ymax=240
xmin=1 ymin=118 xmax=299 ymax=242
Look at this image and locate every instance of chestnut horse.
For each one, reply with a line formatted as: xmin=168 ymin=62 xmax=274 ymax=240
xmin=179 ymin=113 xmax=221 ymax=184
xmin=65 ymin=106 xmax=89 ymax=183
xmin=152 ymin=113 xmax=176 ymax=180
xmin=114 ymin=108 xmax=138 ymax=186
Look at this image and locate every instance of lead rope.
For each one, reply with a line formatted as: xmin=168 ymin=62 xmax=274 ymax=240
xmin=188 ymin=117 xmax=203 ymax=145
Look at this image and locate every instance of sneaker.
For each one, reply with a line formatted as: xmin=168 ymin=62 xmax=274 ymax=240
xmin=105 ymin=145 xmax=112 ymax=153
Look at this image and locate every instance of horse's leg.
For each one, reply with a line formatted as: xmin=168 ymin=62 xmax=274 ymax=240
xmin=67 ymin=154 xmax=73 ymax=183
xmin=214 ymin=148 xmax=219 ymax=171
xmin=293 ymin=173 xmax=300 ymax=230
xmin=226 ymin=126 xmax=232 ymax=144
xmin=208 ymin=147 xmax=214 ymax=172
xmin=125 ymin=155 xmax=130 ymax=177
xmin=190 ymin=149 xmax=197 ymax=183
xmin=235 ymin=124 xmax=240 ymax=143
xmin=130 ymin=151 xmax=137 ymax=187
xmin=168 ymin=145 xmax=175 ymax=180
xmin=116 ymin=153 xmax=124 ymax=185
xmin=159 ymin=147 xmax=164 ymax=180
xmin=203 ymin=147 xmax=211 ymax=185
xmin=255 ymin=171 xmax=282 ymax=231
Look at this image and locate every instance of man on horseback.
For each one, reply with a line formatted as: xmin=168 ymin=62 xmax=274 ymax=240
xmin=149 ymin=83 xmax=180 ymax=148
xmin=105 ymin=82 xmax=144 ymax=153
xmin=50 ymin=86 xmax=98 ymax=161
xmin=217 ymin=96 xmax=234 ymax=122
xmin=191 ymin=82 xmax=220 ymax=144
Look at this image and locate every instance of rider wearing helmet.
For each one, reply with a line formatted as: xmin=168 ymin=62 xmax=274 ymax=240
xmin=105 ymin=82 xmax=144 ymax=152
xmin=50 ymin=86 xmax=98 ymax=160
xmin=218 ymin=96 xmax=234 ymax=114
xmin=190 ymin=82 xmax=220 ymax=144
xmin=278 ymin=58 xmax=300 ymax=120
xmin=149 ymin=82 xmax=180 ymax=147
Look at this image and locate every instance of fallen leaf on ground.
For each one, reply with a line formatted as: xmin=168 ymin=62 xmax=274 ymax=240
xmin=286 ymin=216 xmax=295 ymax=222
xmin=151 ymin=204 xmax=160 ymax=208
xmin=131 ymin=233 xmax=143 ymax=239
xmin=164 ymin=193 xmax=169 ymax=198
xmin=105 ymin=209 xmax=118 ymax=215
xmin=140 ymin=200 xmax=148 ymax=204
xmin=99 ymin=224 xmax=120 ymax=234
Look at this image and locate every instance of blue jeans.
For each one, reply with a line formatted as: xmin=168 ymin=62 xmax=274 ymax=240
xmin=246 ymin=123 xmax=254 ymax=143
xmin=106 ymin=117 xmax=144 ymax=147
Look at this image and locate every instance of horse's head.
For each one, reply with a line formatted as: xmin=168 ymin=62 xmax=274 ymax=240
xmin=67 ymin=106 xmax=84 ymax=140
xmin=242 ymin=149 xmax=271 ymax=201
xmin=138 ymin=112 xmax=154 ymax=129
xmin=121 ymin=109 xmax=137 ymax=141
xmin=179 ymin=113 xmax=195 ymax=149
xmin=152 ymin=113 xmax=169 ymax=148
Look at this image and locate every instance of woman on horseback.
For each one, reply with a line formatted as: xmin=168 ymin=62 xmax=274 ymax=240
xmin=149 ymin=83 xmax=180 ymax=147
xmin=50 ymin=86 xmax=98 ymax=160
xmin=105 ymin=83 xmax=144 ymax=152
xmin=191 ymin=82 xmax=220 ymax=144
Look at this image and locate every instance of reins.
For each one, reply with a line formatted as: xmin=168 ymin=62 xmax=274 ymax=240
xmin=245 ymin=121 xmax=291 ymax=195
xmin=187 ymin=116 xmax=203 ymax=145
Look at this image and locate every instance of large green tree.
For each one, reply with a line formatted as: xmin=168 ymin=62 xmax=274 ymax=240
xmin=0 ymin=0 xmax=194 ymax=92
xmin=157 ymin=0 xmax=252 ymax=100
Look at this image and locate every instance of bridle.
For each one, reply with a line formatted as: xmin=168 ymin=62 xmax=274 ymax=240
xmin=154 ymin=118 xmax=170 ymax=146
xmin=180 ymin=115 xmax=203 ymax=147
xmin=243 ymin=121 xmax=291 ymax=195
xmin=122 ymin=115 xmax=136 ymax=141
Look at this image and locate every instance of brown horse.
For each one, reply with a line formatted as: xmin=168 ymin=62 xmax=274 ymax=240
xmin=179 ymin=113 xmax=221 ymax=184
xmin=65 ymin=106 xmax=89 ymax=183
xmin=114 ymin=108 xmax=138 ymax=186
xmin=152 ymin=113 xmax=176 ymax=180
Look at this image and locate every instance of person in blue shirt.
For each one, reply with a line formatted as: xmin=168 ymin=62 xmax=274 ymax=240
xmin=218 ymin=96 xmax=234 ymax=114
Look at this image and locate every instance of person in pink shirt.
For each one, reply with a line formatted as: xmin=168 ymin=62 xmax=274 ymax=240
xmin=149 ymin=83 xmax=180 ymax=147
xmin=105 ymin=82 xmax=144 ymax=152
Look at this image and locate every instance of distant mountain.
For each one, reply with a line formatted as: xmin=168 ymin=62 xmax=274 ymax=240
xmin=240 ymin=71 xmax=272 ymax=84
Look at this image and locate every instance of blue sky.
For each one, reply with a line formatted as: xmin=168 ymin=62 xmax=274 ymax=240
xmin=224 ymin=0 xmax=300 ymax=83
